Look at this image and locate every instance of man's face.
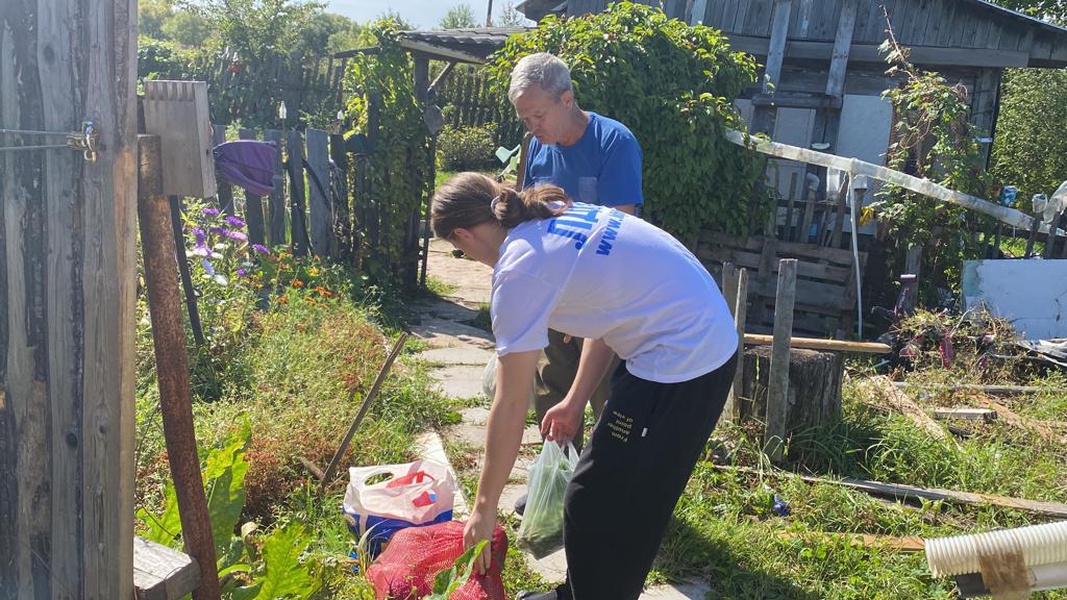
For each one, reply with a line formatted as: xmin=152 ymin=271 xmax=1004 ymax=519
xmin=512 ymin=84 xmax=572 ymax=145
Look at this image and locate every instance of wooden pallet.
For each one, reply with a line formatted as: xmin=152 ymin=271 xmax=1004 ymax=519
xmin=696 ymin=232 xmax=866 ymax=337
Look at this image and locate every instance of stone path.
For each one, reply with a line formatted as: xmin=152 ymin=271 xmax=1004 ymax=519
xmin=410 ymin=238 xmax=708 ymax=599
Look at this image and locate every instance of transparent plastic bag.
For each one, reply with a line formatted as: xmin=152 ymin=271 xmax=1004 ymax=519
xmin=516 ymin=442 xmax=578 ymax=558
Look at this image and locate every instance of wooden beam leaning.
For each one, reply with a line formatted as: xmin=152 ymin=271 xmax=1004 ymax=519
xmin=725 ymin=130 xmax=1063 ymax=236
xmin=138 ymin=135 xmax=221 ymax=600
xmin=721 ymin=264 xmax=740 ymax=423
xmin=766 ymin=259 xmax=797 ymax=461
xmin=743 ymin=334 xmax=889 ymax=354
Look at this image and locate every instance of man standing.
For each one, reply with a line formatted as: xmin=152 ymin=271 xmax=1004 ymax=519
xmin=507 ymin=52 xmax=643 ymax=474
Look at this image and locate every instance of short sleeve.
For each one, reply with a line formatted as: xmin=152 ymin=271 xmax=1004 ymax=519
xmin=597 ymin=131 xmax=644 ymax=207
xmin=491 ymin=269 xmax=560 ymax=356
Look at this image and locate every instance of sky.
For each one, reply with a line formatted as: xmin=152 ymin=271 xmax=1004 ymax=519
xmin=324 ymin=0 xmax=531 ymax=29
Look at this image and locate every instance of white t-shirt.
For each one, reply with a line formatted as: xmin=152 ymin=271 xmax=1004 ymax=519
xmin=491 ymin=203 xmax=738 ymax=383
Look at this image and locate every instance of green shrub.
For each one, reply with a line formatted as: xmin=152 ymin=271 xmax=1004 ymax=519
xmin=487 ymin=2 xmax=769 ymax=244
xmin=436 ymin=124 xmax=500 ymax=172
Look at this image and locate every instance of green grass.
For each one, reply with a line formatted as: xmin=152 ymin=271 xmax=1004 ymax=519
xmin=136 ymin=282 xmax=1067 ymax=599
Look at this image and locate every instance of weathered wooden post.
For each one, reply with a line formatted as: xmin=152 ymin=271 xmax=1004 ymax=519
xmin=0 ymin=0 xmax=137 ymax=595
xmin=264 ymin=129 xmax=288 ymax=247
xmin=287 ymin=131 xmax=310 ymax=256
xmin=765 ymin=259 xmax=797 ymax=461
xmin=238 ymin=128 xmax=267 ymax=249
xmin=138 ymin=136 xmax=221 ymax=600
xmin=306 ymin=128 xmax=333 ymax=257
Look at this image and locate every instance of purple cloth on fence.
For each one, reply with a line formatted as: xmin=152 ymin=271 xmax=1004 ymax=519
xmin=213 ymin=140 xmax=278 ymax=196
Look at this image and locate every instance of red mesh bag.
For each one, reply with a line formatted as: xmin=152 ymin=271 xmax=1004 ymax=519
xmin=367 ymin=520 xmax=508 ymax=600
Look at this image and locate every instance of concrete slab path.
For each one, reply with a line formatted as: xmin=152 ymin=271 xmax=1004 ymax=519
xmin=413 ymin=238 xmax=709 ymax=599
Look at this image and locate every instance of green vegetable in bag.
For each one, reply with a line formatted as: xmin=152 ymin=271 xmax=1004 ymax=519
xmin=516 ymin=442 xmax=578 ymax=558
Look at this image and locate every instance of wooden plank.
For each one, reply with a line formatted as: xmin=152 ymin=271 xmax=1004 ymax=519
xmin=793 ymin=0 xmax=814 ymax=38
xmin=1 ymin=0 xmax=137 ymax=594
xmin=729 ymin=268 xmax=749 ymax=423
xmin=212 ymin=125 xmax=235 ymax=215
xmin=287 ymin=130 xmax=310 ymax=256
xmin=859 ymin=376 xmax=949 ymax=441
xmin=730 ymin=0 xmax=752 ymax=34
xmin=933 ymin=407 xmax=997 ymax=422
xmin=763 ymin=0 xmax=793 ymax=94
xmin=892 ymin=382 xmax=1067 ymax=396
xmin=134 ymin=536 xmax=201 ymax=600
xmin=725 ymin=129 xmax=1059 ymax=234
xmin=142 ymin=80 xmax=216 ymax=198
xmin=744 ymin=334 xmax=889 ymax=354
xmin=238 ymin=128 xmax=267 ymax=249
xmin=724 ymin=35 xmax=1031 ymax=67
xmin=776 ymin=530 xmax=925 ymax=553
xmin=263 ymin=129 xmax=287 ymax=247
xmin=722 ymin=263 xmax=741 ymax=422
xmin=765 ymin=258 xmax=796 ymax=461
xmin=825 ymin=0 xmax=858 ymax=98
xmin=749 ymin=278 xmax=855 ymax=311
xmin=305 ymin=128 xmax=333 ymax=257
xmin=717 ymin=464 xmax=1067 ymax=519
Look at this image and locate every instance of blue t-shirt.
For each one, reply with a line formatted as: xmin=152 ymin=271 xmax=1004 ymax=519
xmin=522 ymin=112 xmax=643 ymax=208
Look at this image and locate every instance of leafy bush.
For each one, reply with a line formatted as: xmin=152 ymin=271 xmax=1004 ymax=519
xmin=872 ymin=33 xmax=994 ymax=305
xmin=344 ymin=18 xmax=433 ymax=282
xmin=486 ymin=2 xmax=769 ymax=244
xmin=436 ymin=124 xmax=500 ymax=171
xmin=991 ymin=67 xmax=1067 ymax=202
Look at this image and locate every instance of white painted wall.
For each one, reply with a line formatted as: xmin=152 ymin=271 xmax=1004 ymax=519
xmin=962 ymin=259 xmax=1067 ymax=340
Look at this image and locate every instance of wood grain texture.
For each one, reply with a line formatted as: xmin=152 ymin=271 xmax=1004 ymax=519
xmin=0 ymin=0 xmax=137 ymax=596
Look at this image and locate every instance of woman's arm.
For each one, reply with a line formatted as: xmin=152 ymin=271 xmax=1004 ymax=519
xmin=463 ymin=348 xmax=540 ymax=572
xmin=542 ymin=337 xmax=615 ymax=442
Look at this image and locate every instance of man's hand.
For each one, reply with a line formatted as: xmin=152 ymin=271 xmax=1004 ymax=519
xmin=463 ymin=505 xmax=497 ymax=574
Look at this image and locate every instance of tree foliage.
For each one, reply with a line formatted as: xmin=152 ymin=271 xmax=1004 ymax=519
xmin=439 ymin=4 xmax=478 ymax=29
xmin=486 ymin=2 xmax=768 ymax=244
xmin=990 ymin=67 xmax=1067 ymax=202
xmin=989 ymin=0 xmax=1067 ymax=23
xmin=872 ymin=31 xmax=993 ymax=304
xmin=495 ymin=1 xmax=529 ymax=27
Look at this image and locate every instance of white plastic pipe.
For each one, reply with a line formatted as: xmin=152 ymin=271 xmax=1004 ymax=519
xmin=926 ymin=521 xmax=1067 ymax=577
xmin=1031 ymin=563 xmax=1067 ymax=593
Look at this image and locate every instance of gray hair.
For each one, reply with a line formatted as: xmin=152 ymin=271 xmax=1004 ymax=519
xmin=507 ymin=52 xmax=574 ymax=103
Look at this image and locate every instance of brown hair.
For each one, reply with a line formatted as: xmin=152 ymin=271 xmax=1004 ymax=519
xmin=430 ymin=172 xmax=571 ymax=239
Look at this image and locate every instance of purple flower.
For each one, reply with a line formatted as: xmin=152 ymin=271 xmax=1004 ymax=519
xmin=252 ymin=244 xmax=269 ymax=255
xmin=201 ymin=207 xmax=220 ymax=217
xmin=222 ymin=229 xmax=248 ymax=242
xmin=209 ymin=226 xmax=225 ymax=236
xmin=191 ymin=227 xmax=207 ymax=247
xmin=224 ymin=215 xmax=246 ymax=228
xmin=237 ymin=268 xmax=248 ymax=277
xmin=201 ymin=259 xmax=215 ymax=276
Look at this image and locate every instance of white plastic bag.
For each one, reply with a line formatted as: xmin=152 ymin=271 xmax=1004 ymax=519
xmin=516 ymin=442 xmax=578 ymax=558
xmin=342 ymin=460 xmax=456 ymax=556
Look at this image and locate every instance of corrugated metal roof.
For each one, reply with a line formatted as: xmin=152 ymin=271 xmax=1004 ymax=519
xmin=399 ymin=27 xmax=532 ymax=61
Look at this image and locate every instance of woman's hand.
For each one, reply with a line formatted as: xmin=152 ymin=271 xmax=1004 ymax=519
xmin=463 ymin=504 xmax=497 ymax=574
xmin=541 ymin=397 xmax=584 ymax=444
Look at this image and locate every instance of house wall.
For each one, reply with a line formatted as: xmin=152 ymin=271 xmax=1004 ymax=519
xmin=567 ymin=0 xmax=1067 ymax=66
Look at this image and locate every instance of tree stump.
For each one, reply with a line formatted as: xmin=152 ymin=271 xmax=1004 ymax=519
xmin=741 ymin=345 xmax=843 ymax=431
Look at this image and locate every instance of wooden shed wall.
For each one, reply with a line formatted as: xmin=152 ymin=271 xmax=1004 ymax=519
xmin=566 ymin=0 xmax=1067 ymax=67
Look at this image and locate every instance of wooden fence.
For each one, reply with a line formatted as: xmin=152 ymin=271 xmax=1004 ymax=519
xmin=206 ymin=122 xmax=424 ymax=285
xmin=433 ymin=64 xmax=523 ymax=150
xmin=208 ymin=49 xmax=350 ymax=128
xmin=698 ymin=233 xmax=866 ymax=337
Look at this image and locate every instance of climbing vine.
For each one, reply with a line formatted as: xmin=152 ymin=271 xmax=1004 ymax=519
xmin=343 ymin=19 xmax=433 ymax=281
xmin=486 ymin=3 xmax=769 ymax=245
xmin=873 ymin=23 xmax=994 ymax=305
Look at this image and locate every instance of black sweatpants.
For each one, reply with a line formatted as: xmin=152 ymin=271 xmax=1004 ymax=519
xmin=555 ymin=353 xmax=737 ymax=600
